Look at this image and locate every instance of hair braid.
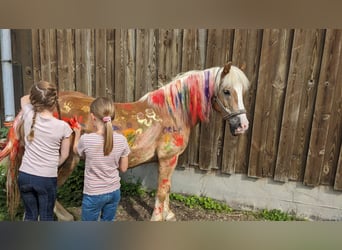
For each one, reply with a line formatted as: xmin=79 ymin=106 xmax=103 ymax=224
xmin=55 ymin=95 xmax=61 ymax=120
xmin=27 ymin=111 xmax=37 ymax=142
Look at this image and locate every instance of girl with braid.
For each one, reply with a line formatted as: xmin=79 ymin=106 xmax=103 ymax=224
xmin=73 ymin=97 xmax=130 ymax=221
xmin=18 ymin=81 xmax=72 ymax=221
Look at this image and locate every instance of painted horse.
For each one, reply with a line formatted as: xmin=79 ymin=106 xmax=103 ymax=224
xmin=0 ymin=62 xmax=250 ymax=221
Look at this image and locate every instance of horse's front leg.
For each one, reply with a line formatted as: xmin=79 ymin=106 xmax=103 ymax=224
xmin=55 ymin=140 xmax=80 ymax=221
xmin=151 ymin=155 xmax=178 ymax=221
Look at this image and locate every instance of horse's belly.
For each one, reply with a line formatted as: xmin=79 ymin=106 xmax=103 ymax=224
xmin=128 ymin=146 xmax=157 ymax=168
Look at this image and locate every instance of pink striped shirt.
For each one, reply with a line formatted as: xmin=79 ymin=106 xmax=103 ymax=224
xmin=77 ymin=132 xmax=130 ymax=195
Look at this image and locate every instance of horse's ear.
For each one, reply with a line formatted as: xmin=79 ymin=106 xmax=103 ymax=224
xmin=221 ymin=62 xmax=232 ymax=78
xmin=240 ymin=62 xmax=247 ymax=71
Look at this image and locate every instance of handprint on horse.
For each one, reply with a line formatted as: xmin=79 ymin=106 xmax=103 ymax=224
xmin=0 ymin=62 xmax=250 ymax=221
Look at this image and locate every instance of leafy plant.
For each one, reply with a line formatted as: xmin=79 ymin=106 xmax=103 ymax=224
xmin=57 ymin=160 xmax=85 ymax=207
xmin=257 ymin=209 xmax=297 ymax=221
xmin=121 ymin=180 xmax=146 ymax=197
xmin=170 ymin=193 xmax=233 ymax=213
xmin=0 ymin=164 xmax=8 ymax=220
xmin=0 ymin=127 xmax=9 ymax=139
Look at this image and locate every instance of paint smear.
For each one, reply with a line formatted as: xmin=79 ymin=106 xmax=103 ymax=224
xmin=173 ymin=133 xmax=184 ymax=147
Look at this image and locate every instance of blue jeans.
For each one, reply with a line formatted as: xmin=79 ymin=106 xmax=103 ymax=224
xmin=18 ymin=171 xmax=57 ymax=221
xmin=82 ymin=189 xmax=121 ymax=221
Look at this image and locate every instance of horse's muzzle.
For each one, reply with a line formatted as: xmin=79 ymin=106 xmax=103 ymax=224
xmin=228 ymin=115 xmax=249 ymax=136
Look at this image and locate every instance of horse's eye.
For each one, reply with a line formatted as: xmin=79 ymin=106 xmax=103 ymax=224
xmin=223 ymin=89 xmax=231 ymax=96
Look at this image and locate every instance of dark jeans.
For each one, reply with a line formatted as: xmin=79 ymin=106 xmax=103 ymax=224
xmin=82 ymin=189 xmax=121 ymax=221
xmin=18 ymin=171 xmax=57 ymax=221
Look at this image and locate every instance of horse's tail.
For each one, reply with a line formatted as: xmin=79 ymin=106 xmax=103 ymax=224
xmin=1 ymin=116 xmax=24 ymax=220
xmin=0 ymin=140 xmax=11 ymax=162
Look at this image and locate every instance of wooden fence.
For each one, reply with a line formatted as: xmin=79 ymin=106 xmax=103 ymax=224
xmin=1 ymin=29 xmax=341 ymax=191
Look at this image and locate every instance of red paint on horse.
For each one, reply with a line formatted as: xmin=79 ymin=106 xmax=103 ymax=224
xmin=151 ymin=89 xmax=165 ymax=106
xmin=121 ymin=103 xmax=134 ymax=111
xmin=173 ymin=133 xmax=184 ymax=147
xmin=170 ymin=155 xmax=177 ymax=167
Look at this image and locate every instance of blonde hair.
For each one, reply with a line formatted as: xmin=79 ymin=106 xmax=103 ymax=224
xmin=27 ymin=81 xmax=60 ymax=142
xmin=90 ymin=97 xmax=115 ymax=156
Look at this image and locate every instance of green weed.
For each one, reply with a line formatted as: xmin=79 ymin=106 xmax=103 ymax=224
xmin=257 ymin=209 xmax=297 ymax=221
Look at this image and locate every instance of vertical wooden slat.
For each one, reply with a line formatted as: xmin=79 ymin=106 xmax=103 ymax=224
xmin=178 ymin=29 xmax=207 ymax=168
xmin=135 ymin=29 xmax=158 ymax=100
xmin=199 ymin=29 xmax=234 ymax=170
xmin=39 ymin=29 xmax=57 ymax=85
xmin=274 ymin=29 xmax=325 ymax=182
xmin=11 ymin=29 xmax=34 ymax=111
xmin=75 ymin=29 xmax=94 ymax=96
xmin=320 ymin=53 xmax=342 ymax=186
xmin=114 ymin=29 xmax=135 ymax=102
xmin=126 ymin=29 xmax=135 ymax=102
xmin=56 ymin=29 xmax=75 ymax=91
xmin=334 ymin=143 xmax=342 ymax=190
xmin=158 ymin=29 xmax=182 ymax=84
xmin=248 ymin=29 xmax=293 ymax=178
xmin=221 ymin=29 xmax=262 ymax=174
xmin=106 ymin=29 xmax=115 ymax=99
xmin=95 ymin=29 xmax=107 ymax=97
xmin=31 ymin=29 xmax=41 ymax=85
xmin=114 ymin=29 xmax=126 ymax=102
xmin=304 ymin=29 xmax=342 ymax=186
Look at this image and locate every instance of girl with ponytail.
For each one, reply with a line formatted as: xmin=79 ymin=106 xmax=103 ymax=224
xmin=18 ymin=81 xmax=73 ymax=221
xmin=73 ymin=97 xmax=130 ymax=221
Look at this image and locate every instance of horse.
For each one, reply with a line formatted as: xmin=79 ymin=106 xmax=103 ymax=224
xmin=0 ymin=62 xmax=250 ymax=221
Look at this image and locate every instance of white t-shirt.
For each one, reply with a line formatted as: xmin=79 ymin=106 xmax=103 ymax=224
xmin=77 ymin=132 xmax=130 ymax=195
xmin=19 ymin=104 xmax=73 ymax=177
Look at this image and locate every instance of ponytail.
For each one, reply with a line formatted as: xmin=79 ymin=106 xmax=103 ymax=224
xmin=103 ymin=116 xmax=113 ymax=156
xmin=90 ymin=97 xmax=115 ymax=156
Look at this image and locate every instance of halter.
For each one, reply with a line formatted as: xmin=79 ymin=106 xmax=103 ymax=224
xmin=212 ymin=67 xmax=246 ymax=120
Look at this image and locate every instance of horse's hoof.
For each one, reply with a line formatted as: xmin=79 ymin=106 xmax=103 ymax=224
xmin=165 ymin=211 xmax=176 ymax=221
xmin=54 ymin=201 xmax=74 ymax=221
xmin=151 ymin=213 xmax=163 ymax=221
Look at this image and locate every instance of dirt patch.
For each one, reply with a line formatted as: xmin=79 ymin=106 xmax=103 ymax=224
xmin=66 ymin=194 xmax=259 ymax=221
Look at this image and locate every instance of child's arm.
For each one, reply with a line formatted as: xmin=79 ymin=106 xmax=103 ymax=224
xmin=58 ymin=137 xmax=70 ymax=166
xmin=73 ymin=127 xmax=81 ymax=155
xmin=20 ymin=95 xmax=30 ymax=109
xmin=118 ymin=156 xmax=128 ymax=173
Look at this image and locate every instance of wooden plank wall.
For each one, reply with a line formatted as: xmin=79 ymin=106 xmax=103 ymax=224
xmin=1 ymin=28 xmax=342 ymax=191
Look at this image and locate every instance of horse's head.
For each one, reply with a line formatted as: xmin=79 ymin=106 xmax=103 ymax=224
xmin=212 ymin=62 xmax=250 ymax=136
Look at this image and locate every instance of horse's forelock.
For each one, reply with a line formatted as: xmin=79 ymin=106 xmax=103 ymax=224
xmin=224 ymin=66 xmax=250 ymax=92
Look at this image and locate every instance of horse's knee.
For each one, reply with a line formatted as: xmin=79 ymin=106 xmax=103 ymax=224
xmin=157 ymin=189 xmax=167 ymax=203
xmin=157 ymin=179 xmax=171 ymax=202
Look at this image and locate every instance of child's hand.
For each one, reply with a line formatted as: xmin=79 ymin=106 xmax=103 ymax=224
xmin=73 ymin=126 xmax=81 ymax=137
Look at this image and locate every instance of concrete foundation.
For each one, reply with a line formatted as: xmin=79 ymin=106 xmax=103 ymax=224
xmin=121 ymin=163 xmax=342 ymax=221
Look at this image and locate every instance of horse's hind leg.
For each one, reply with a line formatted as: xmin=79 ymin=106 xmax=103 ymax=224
xmin=151 ymin=155 xmax=178 ymax=221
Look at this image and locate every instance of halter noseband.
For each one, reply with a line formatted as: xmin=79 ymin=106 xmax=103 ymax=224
xmin=212 ymin=67 xmax=246 ymax=120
